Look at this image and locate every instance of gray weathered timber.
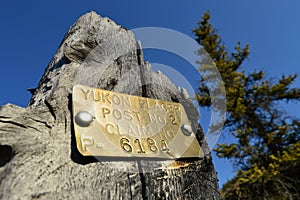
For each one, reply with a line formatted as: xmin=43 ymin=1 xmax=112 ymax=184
xmin=0 ymin=11 xmax=220 ymax=199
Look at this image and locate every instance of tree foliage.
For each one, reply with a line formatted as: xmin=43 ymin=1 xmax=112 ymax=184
xmin=193 ymin=11 xmax=300 ymax=200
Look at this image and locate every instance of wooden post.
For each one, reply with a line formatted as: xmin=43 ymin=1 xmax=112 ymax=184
xmin=0 ymin=11 xmax=220 ymax=199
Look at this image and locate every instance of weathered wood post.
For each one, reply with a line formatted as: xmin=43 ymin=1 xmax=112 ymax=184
xmin=0 ymin=12 xmax=220 ymax=199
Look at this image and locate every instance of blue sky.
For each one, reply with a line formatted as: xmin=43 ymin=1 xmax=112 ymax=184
xmin=1 ymin=0 xmax=299 ymax=188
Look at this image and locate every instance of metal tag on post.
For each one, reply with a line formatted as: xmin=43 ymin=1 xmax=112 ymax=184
xmin=72 ymin=85 xmax=203 ymax=159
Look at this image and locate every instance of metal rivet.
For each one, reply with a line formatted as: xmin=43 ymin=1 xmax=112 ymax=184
xmin=75 ymin=111 xmax=94 ymax=127
xmin=181 ymin=124 xmax=192 ymax=136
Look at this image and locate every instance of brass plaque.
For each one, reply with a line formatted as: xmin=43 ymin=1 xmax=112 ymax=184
xmin=72 ymin=85 xmax=203 ymax=159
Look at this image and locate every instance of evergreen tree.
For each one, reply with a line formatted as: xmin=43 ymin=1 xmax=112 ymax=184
xmin=193 ymin=11 xmax=300 ymax=200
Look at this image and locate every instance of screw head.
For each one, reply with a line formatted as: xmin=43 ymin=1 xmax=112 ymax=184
xmin=181 ymin=124 xmax=192 ymax=136
xmin=75 ymin=111 xmax=94 ymax=127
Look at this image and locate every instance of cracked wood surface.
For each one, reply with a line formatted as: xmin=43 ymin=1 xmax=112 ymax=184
xmin=0 ymin=11 xmax=220 ymax=199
